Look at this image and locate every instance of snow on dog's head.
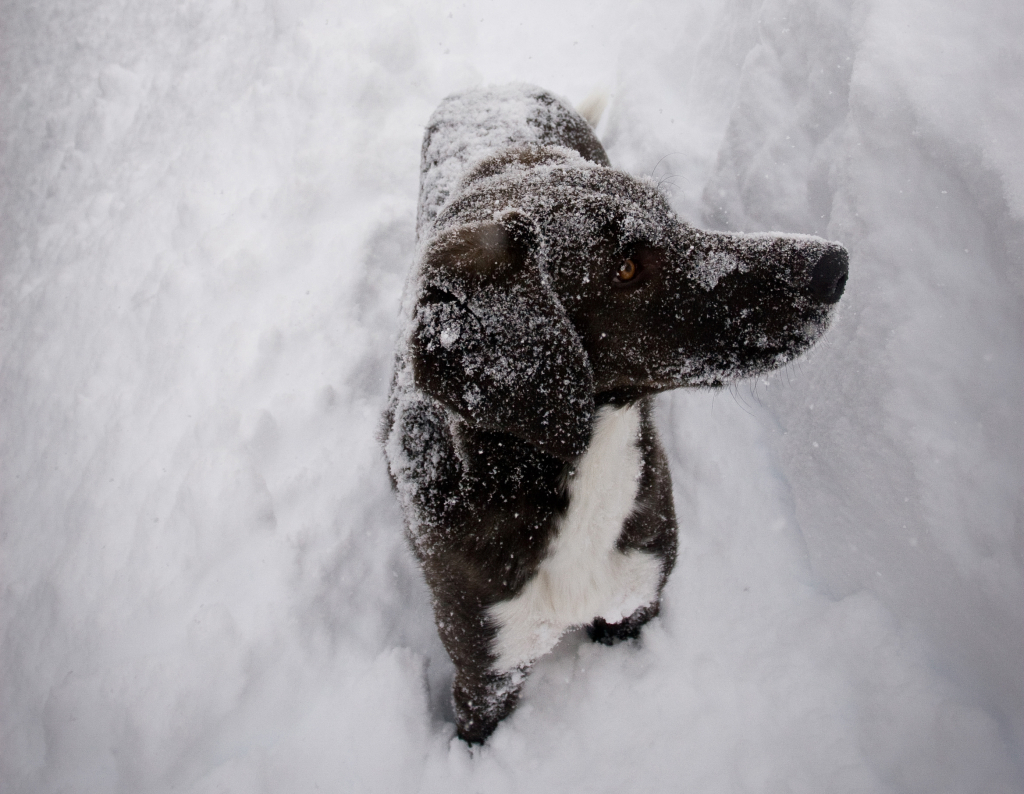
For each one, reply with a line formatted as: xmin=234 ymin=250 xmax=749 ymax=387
xmin=406 ymin=142 xmax=848 ymax=457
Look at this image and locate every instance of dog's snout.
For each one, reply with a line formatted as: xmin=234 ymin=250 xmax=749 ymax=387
xmin=809 ymin=248 xmax=848 ymax=304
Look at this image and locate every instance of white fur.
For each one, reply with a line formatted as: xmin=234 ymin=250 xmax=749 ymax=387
xmin=488 ymin=404 xmax=663 ymax=672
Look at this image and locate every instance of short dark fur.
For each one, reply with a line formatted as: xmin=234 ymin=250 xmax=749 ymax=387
xmin=382 ymin=85 xmax=847 ymax=744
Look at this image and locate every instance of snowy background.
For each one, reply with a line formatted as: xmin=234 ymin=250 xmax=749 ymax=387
xmin=2 ymin=0 xmax=1022 ymax=791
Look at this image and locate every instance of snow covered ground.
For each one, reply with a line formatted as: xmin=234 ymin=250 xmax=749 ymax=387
xmin=2 ymin=0 xmax=1021 ymax=791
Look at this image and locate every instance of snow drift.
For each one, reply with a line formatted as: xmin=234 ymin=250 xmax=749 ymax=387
xmin=1 ymin=0 xmax=1021 ymax=791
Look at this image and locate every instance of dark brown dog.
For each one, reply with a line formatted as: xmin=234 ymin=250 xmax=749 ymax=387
xmin=382 ymin=84 xmax=847 ymax=743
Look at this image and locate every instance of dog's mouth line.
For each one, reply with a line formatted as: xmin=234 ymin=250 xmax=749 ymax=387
xmin=597 ymin=359 xmax=808 ymax=397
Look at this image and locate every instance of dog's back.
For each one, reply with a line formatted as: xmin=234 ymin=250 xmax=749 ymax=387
xmin=416 ymin=84 xmax=609 ymax=235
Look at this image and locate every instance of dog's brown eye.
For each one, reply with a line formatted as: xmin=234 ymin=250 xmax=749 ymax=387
xmin=618 ymin=259 xmax=638 ymax=281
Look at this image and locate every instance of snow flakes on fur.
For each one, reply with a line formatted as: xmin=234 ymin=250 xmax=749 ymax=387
xmin=381 ymin=83 xmax=848 ymax=743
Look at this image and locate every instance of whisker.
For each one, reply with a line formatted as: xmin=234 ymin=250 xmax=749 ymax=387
xmin=749 ymin=378 xmax=764 ymax=409
xmin=729 ymin=383 xmax=755 ymax=417
xmin=649 ymin=153 xmax=674 ymax=178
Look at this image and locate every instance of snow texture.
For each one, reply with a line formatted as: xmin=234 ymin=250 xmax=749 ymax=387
xmin=1 ymin=0 xmax=1021 ymax=792
xmin=417 ymin=84 xmax=606 ymax=233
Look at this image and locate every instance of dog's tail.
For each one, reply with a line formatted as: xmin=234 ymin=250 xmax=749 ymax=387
xmin=576 ymin=90 xmax=609 ymax=129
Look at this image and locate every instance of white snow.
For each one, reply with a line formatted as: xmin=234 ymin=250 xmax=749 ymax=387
xmin=1 ymin=0 xmax=1020 ymax=792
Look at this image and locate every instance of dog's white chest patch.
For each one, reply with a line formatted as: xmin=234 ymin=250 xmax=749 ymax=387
xmin=488 ymin=404 xmax=662 ymax=672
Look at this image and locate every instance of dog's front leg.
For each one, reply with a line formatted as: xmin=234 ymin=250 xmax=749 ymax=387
xmin=452 ymin=661 xmax=528 ymax=744
xmin=429 ymin=585 xmax=529 ymax=744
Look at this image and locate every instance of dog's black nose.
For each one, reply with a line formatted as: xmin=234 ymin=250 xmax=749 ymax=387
xmin=809 ymin=248 xmax=848 ymax=304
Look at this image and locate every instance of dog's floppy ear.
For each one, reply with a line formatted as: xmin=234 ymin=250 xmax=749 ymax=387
xmin=409 ymin=211 xmax=594 ymax=460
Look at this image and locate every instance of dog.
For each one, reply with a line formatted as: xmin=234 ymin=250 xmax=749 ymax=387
xmin=382 ymin=84 xmax=848 ymax=744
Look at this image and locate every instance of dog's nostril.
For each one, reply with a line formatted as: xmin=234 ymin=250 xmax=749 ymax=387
xmin=809 ymin=248 xmax=849 ymax=304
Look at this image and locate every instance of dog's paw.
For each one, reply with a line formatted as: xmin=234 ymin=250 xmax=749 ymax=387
xmin=586 ymin=616 xmax=644 ymax=645
xmin=587 ymin=603 xmax=660 ymax=645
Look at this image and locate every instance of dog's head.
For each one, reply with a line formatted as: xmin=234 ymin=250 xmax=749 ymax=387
xmin=407 ymin=145 xmax=848 ymax=460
